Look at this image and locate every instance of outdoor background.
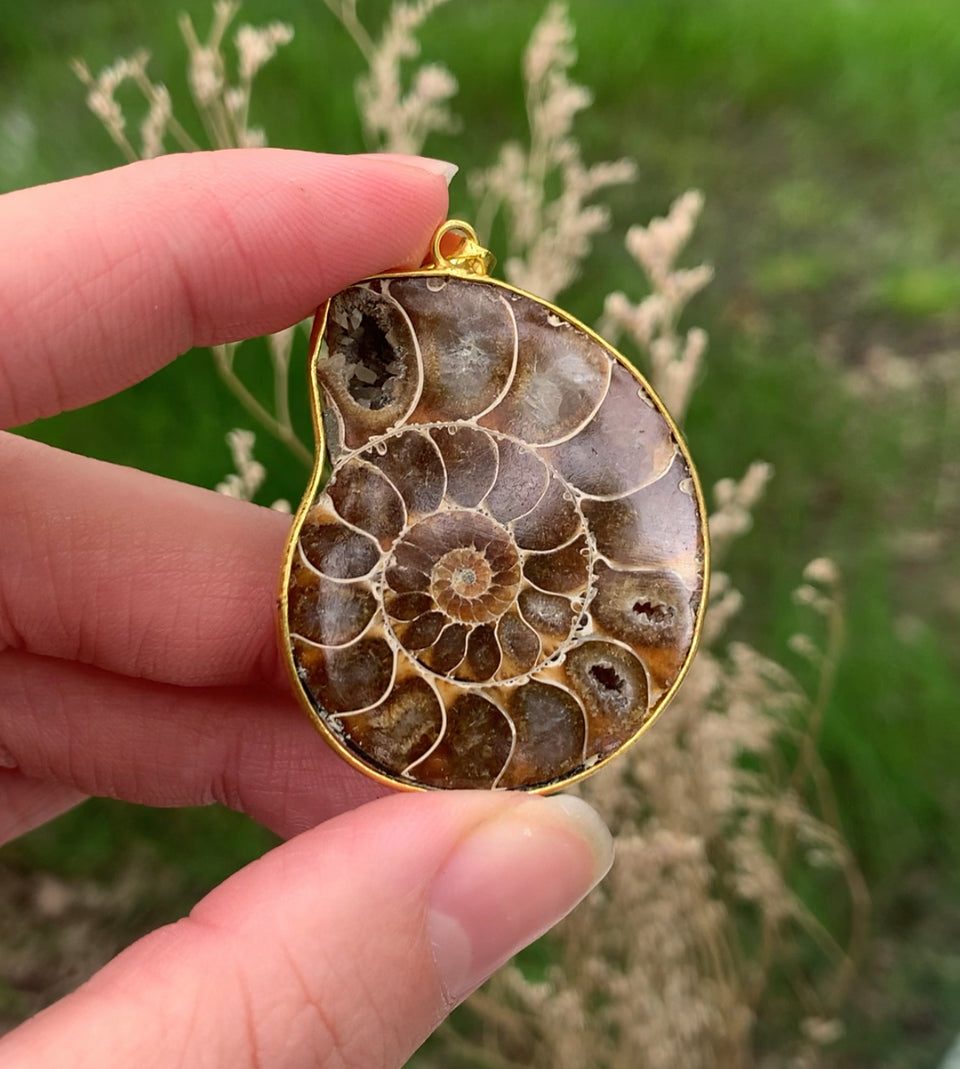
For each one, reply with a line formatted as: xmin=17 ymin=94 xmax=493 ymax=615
xmin=1 ymin=1 xmax=958 ymax=1066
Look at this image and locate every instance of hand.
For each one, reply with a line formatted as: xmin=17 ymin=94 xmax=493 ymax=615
xmin=0 ymin=150 xmax=613 ymax=1069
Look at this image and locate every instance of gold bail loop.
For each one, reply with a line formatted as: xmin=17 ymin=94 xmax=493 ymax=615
xmin=428 ymin=220 xmax=496 ymax=276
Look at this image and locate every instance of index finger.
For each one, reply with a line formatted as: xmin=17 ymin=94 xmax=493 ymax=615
xmin=0 ymin=149 xmax=451 ymax=429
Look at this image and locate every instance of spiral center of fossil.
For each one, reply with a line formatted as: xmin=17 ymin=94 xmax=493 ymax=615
xmin=382 ymin=509 xmax=524 ymax=654
xmin=433 ymin=548 xmax=491 ymax=601
xmin=427 ymin=529 xmax=519 ymax=625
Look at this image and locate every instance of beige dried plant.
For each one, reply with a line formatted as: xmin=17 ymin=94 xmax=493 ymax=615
xmin=73 ymin=2 xmax=309 ymax=467
xmin=469 ymin=2 xmax=636 ymax=302
xmin=215 ymin=428 xmax=291 ymax=513
xmin=600 ymin=190 xmax=714 ymax=422
xmin=324 ymin=0 xmax=459 ymax=154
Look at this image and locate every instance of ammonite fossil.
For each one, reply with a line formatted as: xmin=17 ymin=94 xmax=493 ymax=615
xmin=279 ymin=221 xmax=708 ymax=792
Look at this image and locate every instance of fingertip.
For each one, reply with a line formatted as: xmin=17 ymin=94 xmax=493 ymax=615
xmin=354 ymin=152 xmax=459 ymax=186
xmin=427 ymin=793 xmax=613 ymax=1005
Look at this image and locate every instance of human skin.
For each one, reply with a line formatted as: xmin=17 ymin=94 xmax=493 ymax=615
xmin=0 ymin=150 xmax=613 ymax=1069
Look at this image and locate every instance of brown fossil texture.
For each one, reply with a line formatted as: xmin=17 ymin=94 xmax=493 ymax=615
xmin=283 ymin=274 xmax=706 ymax=791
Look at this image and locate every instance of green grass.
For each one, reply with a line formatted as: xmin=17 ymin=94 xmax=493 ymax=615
xmin=3 ymin=1 xmax=960 ymax=1064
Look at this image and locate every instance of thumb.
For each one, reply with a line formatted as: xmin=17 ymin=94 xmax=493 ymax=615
xmin=0 ymin=791 xmax=612 ymax=1069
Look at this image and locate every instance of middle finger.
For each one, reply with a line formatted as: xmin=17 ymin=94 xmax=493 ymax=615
xmin=0 ymin=649 xmax=386 ymax=839
xmin=1 ymin=432 xmax=289 ymax=689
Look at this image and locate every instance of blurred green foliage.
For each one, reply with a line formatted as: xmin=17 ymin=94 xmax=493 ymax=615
xmin=2 ymin=1 xmax=960 ymax=1063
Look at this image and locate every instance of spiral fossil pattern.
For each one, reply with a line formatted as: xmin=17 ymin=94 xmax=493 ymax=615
xmin=283 ymin=273 xmax=706 ymax=790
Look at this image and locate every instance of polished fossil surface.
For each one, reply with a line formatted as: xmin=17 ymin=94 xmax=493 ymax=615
xmin=282 ymin=273 xmax=706 ymax=791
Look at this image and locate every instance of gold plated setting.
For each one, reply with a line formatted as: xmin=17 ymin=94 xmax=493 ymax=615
xmin=278 ymin=222 xmax=709 ymax=793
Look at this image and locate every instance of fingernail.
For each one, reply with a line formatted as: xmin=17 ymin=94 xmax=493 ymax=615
xmin=357 ymin=152 xmax=459 ymax=186
xmin=427 ymin=795 xmax=613 ymax=1005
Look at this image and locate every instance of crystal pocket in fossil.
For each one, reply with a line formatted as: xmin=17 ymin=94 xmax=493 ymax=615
xmin=278 ymin=221 xmax=708 ymax=792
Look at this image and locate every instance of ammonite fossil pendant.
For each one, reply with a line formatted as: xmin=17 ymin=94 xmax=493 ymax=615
xmin=278 ymin=221 xmax=708 ymax=792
